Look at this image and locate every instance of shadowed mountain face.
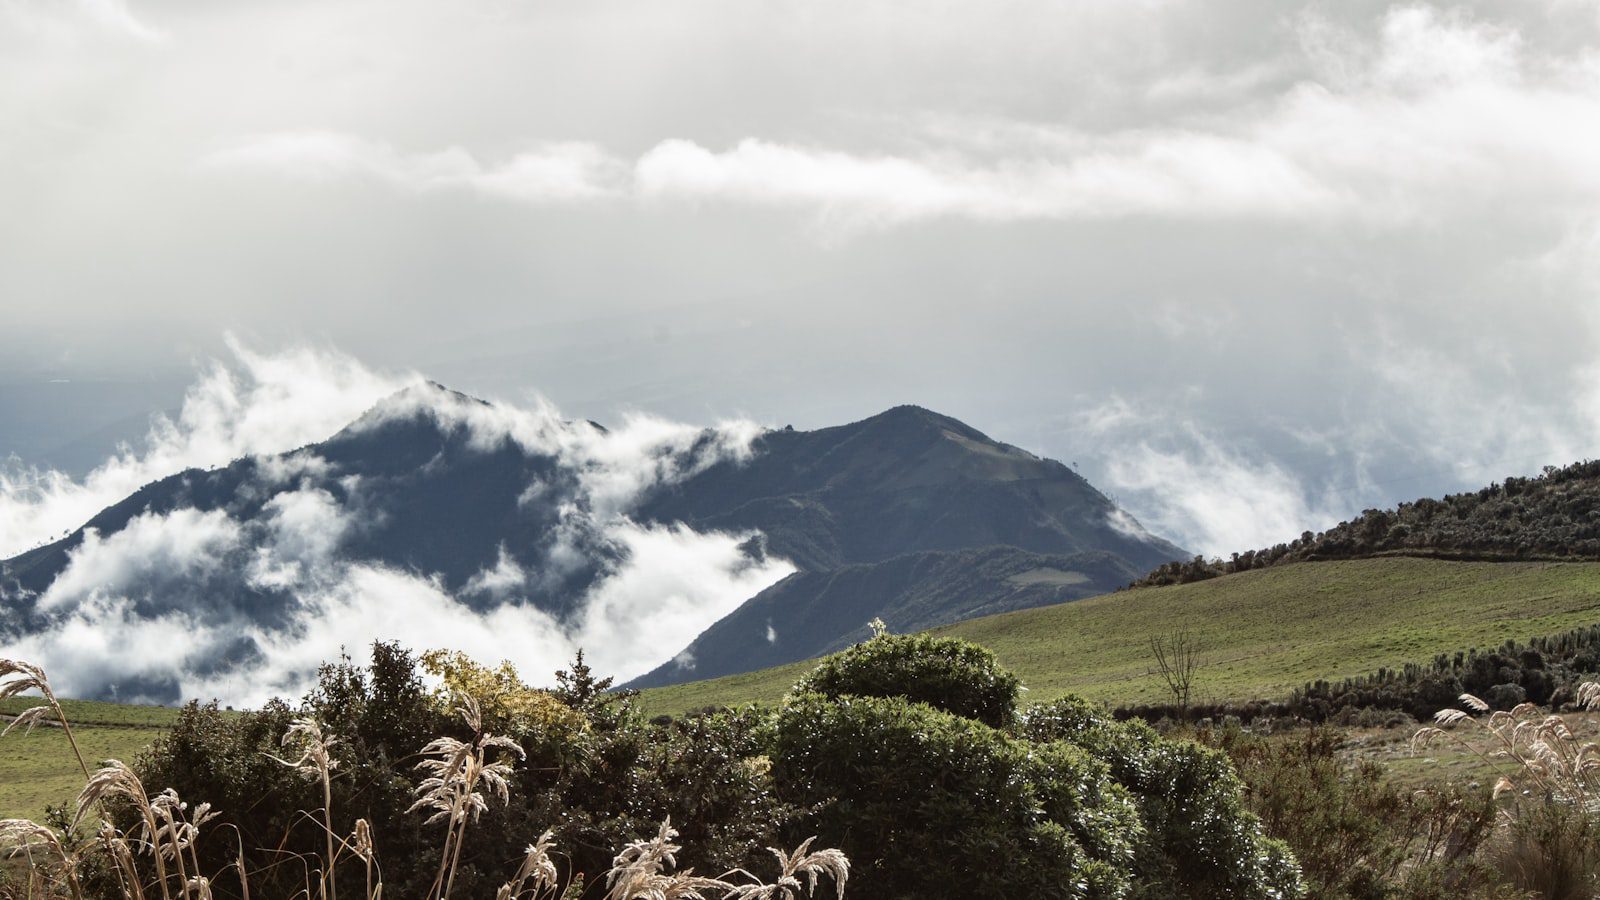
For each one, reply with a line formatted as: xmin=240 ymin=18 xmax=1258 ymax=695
xmin=639 ymin=405 xmax=1184 ymax=573
xmin=0 ymin=388 xmax=1184 ymax=704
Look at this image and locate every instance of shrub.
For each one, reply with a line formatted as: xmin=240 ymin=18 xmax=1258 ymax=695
xmin=1208 ymin=726 xmax=1505 ymax=899
xmin=113 ymin=644 xmax=809 ymax=900
xmin=1416 ymin=685 xmax=1600 ymax=900
xmin=1493 ymin=798 xmax=1599 ymax=900
xmin=1021 ymin=696 xmax=1302 ymax=899
xmin=0 ymin=655 xmax=849 ymax=900
xmin=789 ymin=633 xmax=1020 ymax=727
xmin=772 ymin=692 xmax=1140 ymax=899
xmin=420 ymin=649 xmax=588 ymax=742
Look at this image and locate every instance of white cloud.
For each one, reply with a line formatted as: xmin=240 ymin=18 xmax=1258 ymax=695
xmin=1078 ymin=399 xmax=1352 ymax=557
xmin=2 ymin=0 xmax=163 ymax=43
xmin=0 ymin=335 xmax=407 ymax=559
xmin=463 ymin=544 xmax=528 ymax=597
xmin=4 ymin=341 xmax=794 ymax=704
xmin=38 ymin=508 xmax=242 ymax=611
xmin=569 ymin=521 xmax=795 ymax=679
xmin=193 ymin=6 xmax=1600 ymax=234
xmin=205 ymin=132 xmax=625 ymax=203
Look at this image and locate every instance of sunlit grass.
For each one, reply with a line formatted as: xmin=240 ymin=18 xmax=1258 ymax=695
xmin=639 ymin=558 xmax=1600 ymax=715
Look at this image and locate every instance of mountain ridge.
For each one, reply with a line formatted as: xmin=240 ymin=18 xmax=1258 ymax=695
xmin=0 ymin=386 xmax=1186 ymax=702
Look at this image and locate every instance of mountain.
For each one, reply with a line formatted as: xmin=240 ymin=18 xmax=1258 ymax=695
xmin=637 ymin=404 xmax=1182 ymax=572
xmin=0 ymin=385 xmax=1184 ymax=703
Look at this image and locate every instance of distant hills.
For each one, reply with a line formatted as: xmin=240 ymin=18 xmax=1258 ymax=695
xmin=0 ymin=385 xmax=1184 ymax=701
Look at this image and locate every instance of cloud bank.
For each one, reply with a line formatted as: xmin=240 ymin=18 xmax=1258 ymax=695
xmin=0 ymin=342 xmax=793 ymax=706
xmin=199 ymin=6 xmax=1600 ymax=234
xmin=9 ymin=0 xmax=1600 ymax=626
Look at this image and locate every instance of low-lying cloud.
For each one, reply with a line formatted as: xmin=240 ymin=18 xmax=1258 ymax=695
xmin=0 ymin=335 xmax=406 ymax=560
xmin=0 ymin=341 xmax=794 ymax=706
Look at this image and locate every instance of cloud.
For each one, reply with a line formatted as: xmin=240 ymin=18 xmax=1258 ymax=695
xmin=0 ymin=335 xmax=408 ymax=559
xmin=38 ymin=507 xmax=242 ymax=611
xmin=192 ymin=6 xmax=1600 ymax=235
xmin=3 ymin=340 xmax=794 ymax=705
xmin=568 ymin=521 xmax=794 ymax=679
xmin=1078 ymin=399 xmax=1355 ymax=557
xmin=463 ymin=544 xmax=528 ymax=597
xmin=2 ymin=0 xmax=164 ymax=43
xmin=205 ymin=132 xmax=626 ymax=203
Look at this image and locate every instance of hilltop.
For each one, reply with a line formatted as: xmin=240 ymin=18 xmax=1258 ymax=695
xmin=1131 ymin=459 xmax=1600 ymax=588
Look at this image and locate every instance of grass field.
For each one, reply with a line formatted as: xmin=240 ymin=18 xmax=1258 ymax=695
xmin=0 ymin=697 xmax=181 ymax=821
xmin=637 ymin=557 xmax=1600 ymax=716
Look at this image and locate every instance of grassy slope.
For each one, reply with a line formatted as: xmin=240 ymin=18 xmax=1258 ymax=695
xmin=638 ymin=558 xmax=1600 ymax=716
xmin=0 ymin=698 xmax=181 ymax=821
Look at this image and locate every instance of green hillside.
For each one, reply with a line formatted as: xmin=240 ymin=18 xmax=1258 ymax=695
xmin=638 ymin=557 xmax=1600 ymax=716
xmin=0 ymin=698 xmax=181 ymax=821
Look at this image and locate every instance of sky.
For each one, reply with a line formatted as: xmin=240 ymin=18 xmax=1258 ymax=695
xmin=6 ymin=0 xmax=1600 ymax=559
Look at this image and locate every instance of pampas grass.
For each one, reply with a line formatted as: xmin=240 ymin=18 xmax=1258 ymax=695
xmin=1412 ymin=687 xmax=1600 ymax=807
xmin=0 ymin=659 xmax=848 ymax=900
xmin=1414 ymin=684 xmax=1600 ymax=898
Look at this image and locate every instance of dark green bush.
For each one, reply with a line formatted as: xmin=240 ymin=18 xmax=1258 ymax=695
xmin=772 ymin=692 xmax=1141 ymax=899
xmin=1022 ymin=696 xmax=1302 ymax=899
xmin=122 ymin=643 xmax=800 ymax=900
xmin=789 ymin=633 xmax=1021 ymax=727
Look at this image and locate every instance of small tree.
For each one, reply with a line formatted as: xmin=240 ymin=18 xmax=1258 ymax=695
xmin=1149 ymin=628 xmax=1203 ymax=713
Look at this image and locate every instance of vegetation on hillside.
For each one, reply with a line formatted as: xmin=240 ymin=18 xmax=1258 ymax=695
xmin=1 ymin=639 xmax=1302 ymax=899
xmin=1125 ymin=622 xmax=1600 ymax=726
xmin=1131 ymin=460 xmax=1600 ymax=588
xmin=13 ymin=635 xmax=1600 ymax=897
xmin=638 ymin=558 xmax=1600 ymax=716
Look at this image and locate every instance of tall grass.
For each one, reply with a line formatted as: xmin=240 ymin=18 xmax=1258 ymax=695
xmin=1414 ymin=682 xmax=1600 ymax=899
xmin=0 ymin=659 xmax=847 ymax=900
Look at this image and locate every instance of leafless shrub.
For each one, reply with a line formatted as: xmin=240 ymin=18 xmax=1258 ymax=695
xmin=1148 ymin=629 xmax=1203 ymax=712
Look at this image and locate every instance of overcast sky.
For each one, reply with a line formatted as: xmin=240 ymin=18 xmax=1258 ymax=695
xmin=5 ymin=0 xmax=1600 ymax=556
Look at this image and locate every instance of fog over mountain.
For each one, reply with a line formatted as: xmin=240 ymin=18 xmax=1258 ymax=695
xmin=0 ymin=344 xmax=1181 ymax=704
xmin=6 ymin=1 xmax=1600 ymax=562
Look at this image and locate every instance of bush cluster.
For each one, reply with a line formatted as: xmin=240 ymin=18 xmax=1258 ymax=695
xmin=122 ymin=645 xmax=803 ymax=900
xmin=108 ymin=635 xmax=1303 ymax=899
xmin=776 ymin=635 xmax=1301 ymax=899
xmin=1117 ymin=624 xmax=1600 ymax=726
xmin=788 ymin=631 xmax=1020 ymax=727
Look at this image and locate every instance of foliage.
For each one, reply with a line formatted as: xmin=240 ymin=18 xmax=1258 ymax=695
xmin=1131 ymin=459 xmax=1600 ymax=588
xmin=771 ymin=692 xmax=1141 ymax=899
xmin=787 ymin=633 xmax=1020 ymax=728
xmin=1122 ymin=623 xmax=1600 ymax=726
xmin=1020 ymin=696 xmax=1301 ymax=899
xmin=1491 ymin=798 xmax=1599 ymax=900
xmin=420 ymin=649 xmax=588 ymax=742
xmin=772 ymin=637 xmax=1300 ymax=899
xmin=0 ymin=653 xmax=845 ymax=900
xmin=120 ymin=643 xmax=814 ymax=899
xmin=1413 ymin=683 xmax=1600 ymax=899
xmin=1205 ymin=726 xmax=1508 ymax=899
